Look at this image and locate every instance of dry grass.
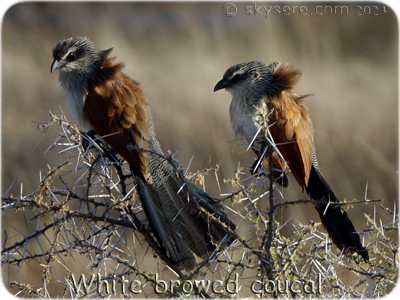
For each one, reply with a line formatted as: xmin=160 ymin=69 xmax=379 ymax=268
xmin=1 ymin=2 xmax=398 ymax=297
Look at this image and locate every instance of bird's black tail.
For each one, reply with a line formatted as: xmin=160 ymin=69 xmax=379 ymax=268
xmin=306 ymin=165 xmax=369 ymax=261
xmin=134 ymin=167 xmax=237 ymax=271
xmin=134 ymin=173 xmax=197 ymax=269
xmin=133 ymin=110 xmax=237 ymax=271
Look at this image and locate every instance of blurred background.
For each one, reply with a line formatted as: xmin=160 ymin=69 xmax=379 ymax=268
xmin=2 ymin=1 xmax=398 ymax=297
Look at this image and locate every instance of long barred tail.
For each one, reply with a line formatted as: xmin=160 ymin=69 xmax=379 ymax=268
xmin=307 ymin=165 xmax=369 ymax=261
xmin=134 ymin=109 xmax=237 ymax=271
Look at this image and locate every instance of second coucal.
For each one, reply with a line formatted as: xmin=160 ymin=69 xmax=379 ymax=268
xmin=214 ymin=61 xmax=368 ymax=261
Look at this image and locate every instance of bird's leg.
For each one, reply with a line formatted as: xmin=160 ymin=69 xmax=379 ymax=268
xmin=81 ymin=130 xmax=120 ymax=167
xmin=249 ymin=140 xmax=268 ymax=176
xmin=81 ymin=130 xmax=114 ymax=155
xmin=81 ymin=130 xmax=98 ymax=152
xmin=82 ymin=130 xmax=132 ymax=194
xmin=250 ymin=143 xmax=289 ymax=188
xmin=249 ymin=156 xmax=264 ymax=175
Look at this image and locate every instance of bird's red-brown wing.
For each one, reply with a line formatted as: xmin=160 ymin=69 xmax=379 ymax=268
xmin=83 ymin=54 xmax=150 ymax=179
xmin=265 ymin=64 xmax=314 ymax=189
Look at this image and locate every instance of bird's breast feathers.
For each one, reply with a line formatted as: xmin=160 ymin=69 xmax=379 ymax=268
xmin=65 ymin=87 xmax=94 ymax=132
xmin=58 ymin=72 xmax=94 ymax=132
xmin=66 ymin=93 xmax=93 ymax=132
xmin=229 ymin=96 xmax=269 ymax=142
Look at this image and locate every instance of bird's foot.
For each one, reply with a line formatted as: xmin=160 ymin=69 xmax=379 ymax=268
xmin=81 ymin=130 xmax=98 ymax=152
xmin=81 ymin=130 xmax=112 ymax=155
xmin=249 ymin=157 xmax=263 ymax=176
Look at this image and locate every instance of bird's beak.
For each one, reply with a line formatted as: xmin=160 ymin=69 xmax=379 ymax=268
xmin=51 ymin=60 xmax=60 ymax=73
xmin=214 ymin=78 xmax=231 ymax=92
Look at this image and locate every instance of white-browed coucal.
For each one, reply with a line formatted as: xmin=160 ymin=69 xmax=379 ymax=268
xmin=214 ymin=61 xmax=368 ymax=261
xmin=51 ymin=36 xmax=236 ymax=271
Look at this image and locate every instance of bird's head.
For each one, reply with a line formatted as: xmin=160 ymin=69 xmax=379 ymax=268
xmin=51 ymin=36 xmax=110 ymax=75
xmin=214 ymin=61 xmax=278 ymax=100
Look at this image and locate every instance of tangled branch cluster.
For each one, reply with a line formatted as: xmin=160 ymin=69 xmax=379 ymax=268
xmin=2 ymin=112 xmax=398 ymax=298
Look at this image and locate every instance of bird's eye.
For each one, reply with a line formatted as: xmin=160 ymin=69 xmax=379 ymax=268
xmin=232 ymin=73 xmax=243 ymax=81
xmin=66 ymin=52 xmax=75 ymax=60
